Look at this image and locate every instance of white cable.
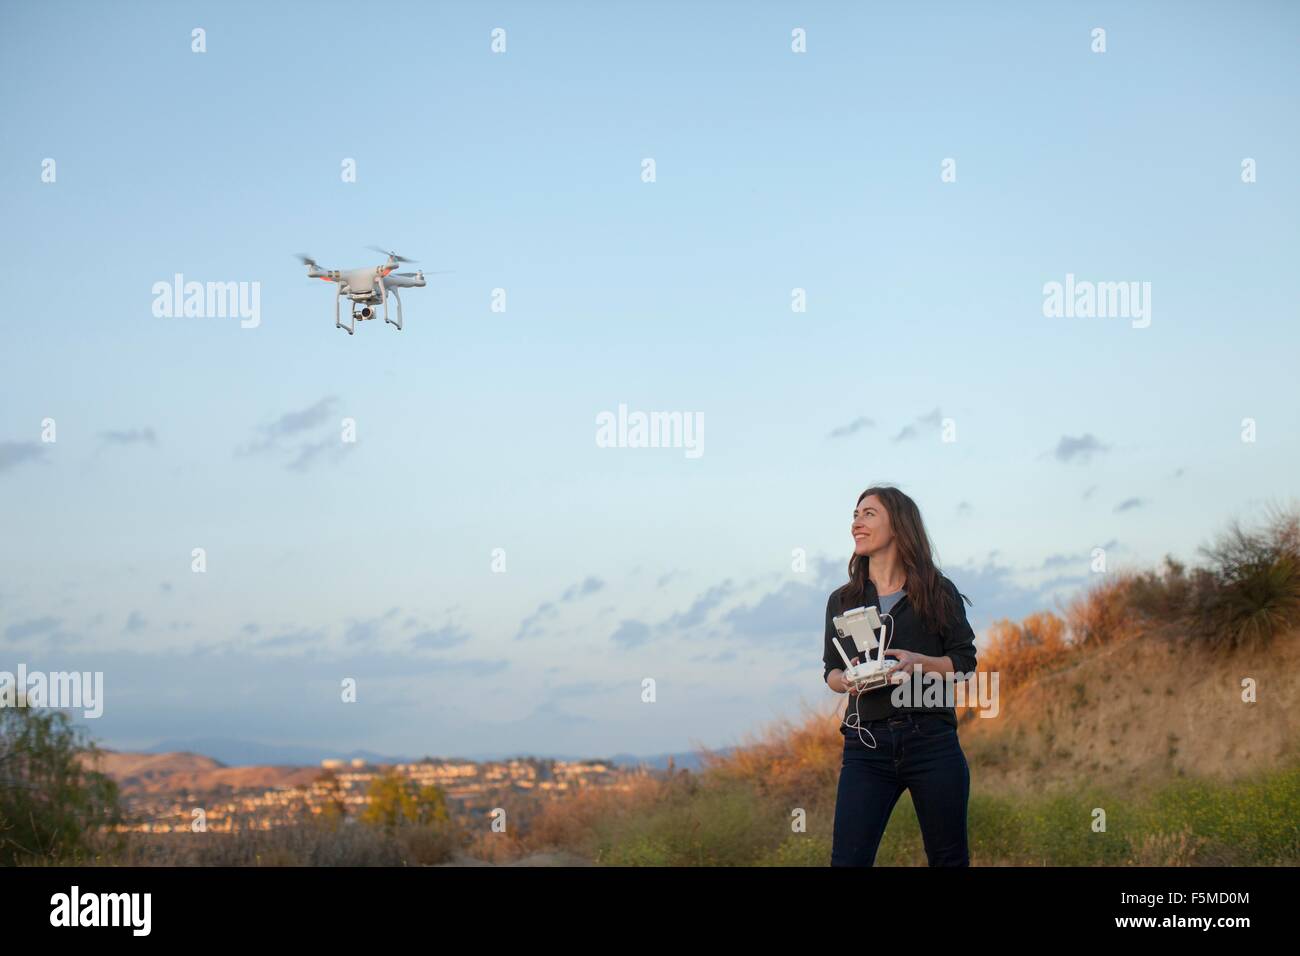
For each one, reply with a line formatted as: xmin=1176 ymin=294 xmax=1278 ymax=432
xmin=839 ymin=611 xmax=895 ymax=749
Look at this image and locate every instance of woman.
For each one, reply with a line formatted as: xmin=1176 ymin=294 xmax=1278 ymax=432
xmin=823 ymin=485 xmax=978 ymax=866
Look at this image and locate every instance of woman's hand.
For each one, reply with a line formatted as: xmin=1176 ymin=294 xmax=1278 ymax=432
xmin=832 ymin=663 xmax=863 ymax=695
xmin=843 ymin=658 xmax=865 ymax=695
xmin=881 ymin=648 xmax=925 ymax=681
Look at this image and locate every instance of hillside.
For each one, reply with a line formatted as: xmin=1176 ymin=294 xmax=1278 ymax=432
xmin=80 ymin=750 xmax=321 ymax=797
xmin=955 ymin=625 xmax=1299 ymax=793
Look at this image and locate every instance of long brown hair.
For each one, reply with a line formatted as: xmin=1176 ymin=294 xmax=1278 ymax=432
xmin=837 ymin=485 xmax=971 ymax=635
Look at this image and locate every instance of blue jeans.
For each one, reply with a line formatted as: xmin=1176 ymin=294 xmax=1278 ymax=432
xmin=831 ymin=712 xmax=971 ymax=866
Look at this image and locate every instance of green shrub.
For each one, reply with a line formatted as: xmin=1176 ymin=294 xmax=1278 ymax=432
xmin=1125 ymin=505 xmax=1300 ymax=651
xmin=0 ymin=705 xmax=123 ymax=865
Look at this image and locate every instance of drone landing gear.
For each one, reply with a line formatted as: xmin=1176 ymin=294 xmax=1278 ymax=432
xmin=384 ymin=288 xmax=404 ymax=331
xmin=334 ymin=289 xmax=354 ymax=335
xmin=376 ymin=276 xmax=403 ymax=331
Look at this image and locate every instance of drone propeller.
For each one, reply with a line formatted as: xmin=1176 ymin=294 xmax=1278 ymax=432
xmin=367 ymin=245 xmax=418 ymax=264
xmin=296 ymin=253 xmax=320 ymax=267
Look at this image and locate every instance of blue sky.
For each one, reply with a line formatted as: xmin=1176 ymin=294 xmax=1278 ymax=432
xmin=1 ymin=0 xmax=1297 ymax=762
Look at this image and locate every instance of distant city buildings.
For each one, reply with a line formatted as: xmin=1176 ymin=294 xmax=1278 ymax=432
xmin=113 ymin=756 xmax=649 ymax=834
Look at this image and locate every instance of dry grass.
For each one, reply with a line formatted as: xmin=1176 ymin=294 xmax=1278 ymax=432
xmin=52 ymin=811 xmax=465 ymax=867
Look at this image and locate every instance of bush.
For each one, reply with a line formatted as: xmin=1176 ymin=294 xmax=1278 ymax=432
xmin=1065 ymin=574 xmax=1140 ymax=648
xmin=1123 ymin=504 xmax=1300 ymax=651
xmin=393 ymin=819 xmax=460 ymax=865
xmin=979 ymin=611 xmax=1071 ymax=687
xmin=0 ymin=705 xmax=123 ymax=865
xmin=1126 ymin=557 xmax=1217 ymax=626
xmin=361 ymin=769 xmax=451 ymax=829
xmin=1195 ymin=506 xmax=1300 ymax=650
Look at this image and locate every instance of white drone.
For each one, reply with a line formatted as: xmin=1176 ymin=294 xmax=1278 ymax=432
xmin=297 ymin=247 xmax=446 ymax=334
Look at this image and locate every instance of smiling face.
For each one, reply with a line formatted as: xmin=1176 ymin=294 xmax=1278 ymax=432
xmin=851 ymin=494 xmax=895 ymax=557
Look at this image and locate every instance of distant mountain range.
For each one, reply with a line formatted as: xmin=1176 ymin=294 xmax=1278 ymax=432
xmin=140 ymin=737 xmax=725 ymax=771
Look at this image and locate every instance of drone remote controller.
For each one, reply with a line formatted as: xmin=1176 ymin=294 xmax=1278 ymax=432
xmin=832 ymin=605 xmax=905 ymax=692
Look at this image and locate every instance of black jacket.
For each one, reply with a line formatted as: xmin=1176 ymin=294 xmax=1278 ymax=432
xmin=823 ymin=575 xmax=978 ymax=731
